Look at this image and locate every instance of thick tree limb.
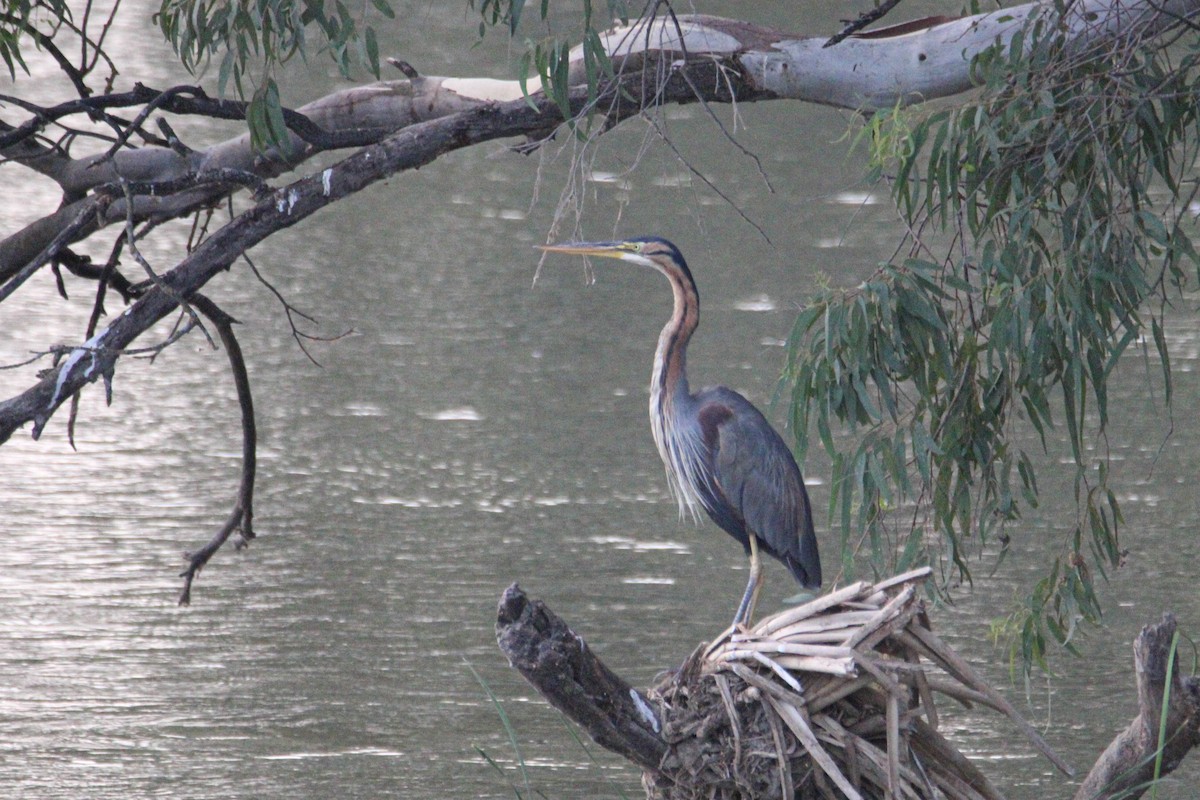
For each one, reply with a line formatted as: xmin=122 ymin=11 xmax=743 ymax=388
xmin=4 ymin=0 xmax=1196 ymax=284
xmin=1074 ymin=614 xmax=1200 ymax=800
xmin=0 ymin=78 xmax=495 ymax=280
xmin=0 ymin=65 xmax=728 ymax=444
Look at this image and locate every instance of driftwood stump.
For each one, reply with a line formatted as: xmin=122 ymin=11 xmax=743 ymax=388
xmin=495 ymin=583 xmax=667 ymax=771
xmin=1073 ymin=614 xmax=1200 ymax=800
xmin=496 ymin=580 xmax=1197 ymax=800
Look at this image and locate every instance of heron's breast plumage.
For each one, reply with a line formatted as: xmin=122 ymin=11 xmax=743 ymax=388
xmin=650 ymin=378 xmax=712 ymax=522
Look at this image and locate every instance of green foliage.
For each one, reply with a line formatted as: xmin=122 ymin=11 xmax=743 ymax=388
xmin=0 ymin=0 xmax=73 ymax=79
xmin=154 ymin=0 xmax=395 ymax=152
xmin=470 ymin=0 xmax=628 ymax=128
xmin=787 ymin=8 xmax=1200 ymax=673
xmin=467 ymin=661 xmax=532 ymax=798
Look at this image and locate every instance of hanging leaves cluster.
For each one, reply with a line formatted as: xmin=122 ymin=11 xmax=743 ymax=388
xmin=469 ymin=0 xmax=629 ymax=129
xmin=154 ymin=0 xmax=395 ymax=152
xmin=787 ymin=8 xmax=1200 ymax=671
xmin=0 ymin=1 xmax=86 ymax=80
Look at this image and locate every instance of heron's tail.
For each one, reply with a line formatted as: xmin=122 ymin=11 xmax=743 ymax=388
xmin=786 ymin=529 xmax=822 ymax=590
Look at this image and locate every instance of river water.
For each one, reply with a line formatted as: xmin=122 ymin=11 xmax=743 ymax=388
xmin=2 ymin=2 xmax=1199 ymax=798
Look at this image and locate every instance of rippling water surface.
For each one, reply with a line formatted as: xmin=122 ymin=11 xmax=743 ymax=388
xmin=3 ymin=2 xmax=1200 ymax=797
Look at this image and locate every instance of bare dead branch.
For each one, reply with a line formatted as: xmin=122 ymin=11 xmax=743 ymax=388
xmin=241 ymin=252 xmax=346 ymax=367
xmin=177 ymin=293 xmax=257 ymax=605
xmin=94 ymin=168 xmax=272 ymax=203
xmin=0 ymin=69 xmax=723 ymax=445
xmin=495 ymin=583 xmax=669 ymax=771
xmin=0 ymin=196 xmax=104 ymax=303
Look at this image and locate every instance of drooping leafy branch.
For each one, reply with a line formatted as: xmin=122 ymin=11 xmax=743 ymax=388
xmin=469 ymin=0 xmax=630 ymax=126
xmin=0 ymin=0 xmax=120 ymax=93
xmin=786 ymin=6 xmax=1200 ymax=671
xmin=154 ymin=0 xmax=397 ymax=151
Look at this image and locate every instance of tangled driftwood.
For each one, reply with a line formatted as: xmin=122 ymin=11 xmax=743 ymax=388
xmin=645 ymin=568 xmax=1070 ymax=799
xmin=496 ymin=575 xmax=1198 ymax=799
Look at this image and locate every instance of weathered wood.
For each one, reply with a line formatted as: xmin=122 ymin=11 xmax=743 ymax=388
xmin=902 ymin=624 xmax=1074 ymax=776
xmin=8 ymin=1 xmax=1200 ymax=285
xmin=495 ymin=583 xmax=668 ymax=772
xmin=496 ymin=572 xmax=1061 ymax=800
xmin=1073 ymin=614 xmax=1200 ymax=800
xmin=495 ymin=583 xmax=1200 ymax=799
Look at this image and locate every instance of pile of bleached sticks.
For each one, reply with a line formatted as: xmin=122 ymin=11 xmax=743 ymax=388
xmin=692 ymin=567 xmax=1072 ymax=799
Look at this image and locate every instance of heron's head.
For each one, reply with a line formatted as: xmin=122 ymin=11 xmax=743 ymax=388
xmin=538 ymin=236 xmax=692 ymax=282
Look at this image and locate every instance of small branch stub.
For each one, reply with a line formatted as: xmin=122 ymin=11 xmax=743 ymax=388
xmin=1073 ymin=613 xmax=1200 ymax=800
xmin=496 ymin=583 xmax=668 ymax=771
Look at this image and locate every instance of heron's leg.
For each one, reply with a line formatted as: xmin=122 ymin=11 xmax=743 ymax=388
xmin=733 ymin=535 xmax=765 ymax=627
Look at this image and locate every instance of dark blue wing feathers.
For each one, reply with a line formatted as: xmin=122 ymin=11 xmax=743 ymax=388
xmin=696 ymin=387 xmax=822 ymax=590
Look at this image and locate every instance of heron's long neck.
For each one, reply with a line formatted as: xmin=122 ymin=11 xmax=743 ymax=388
xmin=649 ymin=266 xmax=701 ymax=517
xmin=650 ymin=270 xmax=699 ymax=411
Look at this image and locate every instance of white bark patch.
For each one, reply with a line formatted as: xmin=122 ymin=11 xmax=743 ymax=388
xmin=598 ymin=19 xmax=741 ymax=56
xmin=49 ymin=327 xmax=109 ymax=409
xmin=441 ymin=77 xmax=540 ymax=102
xmin=276 ymin=188 xmax=301 ymax=214
xmin=630 ymin=689 xmax=660 ymax=733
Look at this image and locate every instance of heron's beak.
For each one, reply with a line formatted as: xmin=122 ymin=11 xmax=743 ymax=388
xmin=537 ymin=241 xmax=628 ymax=260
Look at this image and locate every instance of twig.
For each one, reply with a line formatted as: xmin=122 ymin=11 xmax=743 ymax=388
xmin=824 ymin=0 xmax=908 ymax=48
xmin=240 ymin=251 xmax=349 ymax=366
xmin=98 ymin=85 xmax=203 ymax=160
xmin=768 ymin=695 xmax=865 ymax=800
xmin=712 ymin=672 xmax=743 ymax=777
xmin=762 ymin=694 xmax=794 ymax=800
xmin=177 ymin=293 xmax=257 ymax=605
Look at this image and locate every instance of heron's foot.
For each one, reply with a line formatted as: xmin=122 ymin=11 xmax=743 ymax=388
xmin=731 ymin=598 xmax=755 ymax=630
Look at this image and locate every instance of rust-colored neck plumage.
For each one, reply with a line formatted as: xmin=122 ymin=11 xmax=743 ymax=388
xmin=650 ymin=258 xmax=700 ymax=404
xmin=646 ymin=249 xmax=705 ymax=520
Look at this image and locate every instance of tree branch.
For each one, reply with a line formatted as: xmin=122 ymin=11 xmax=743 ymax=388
xmin=3 ymin=1 xmax=1195 ymax=286
xmin=0 ymin=66 xmax=724 ymax=444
